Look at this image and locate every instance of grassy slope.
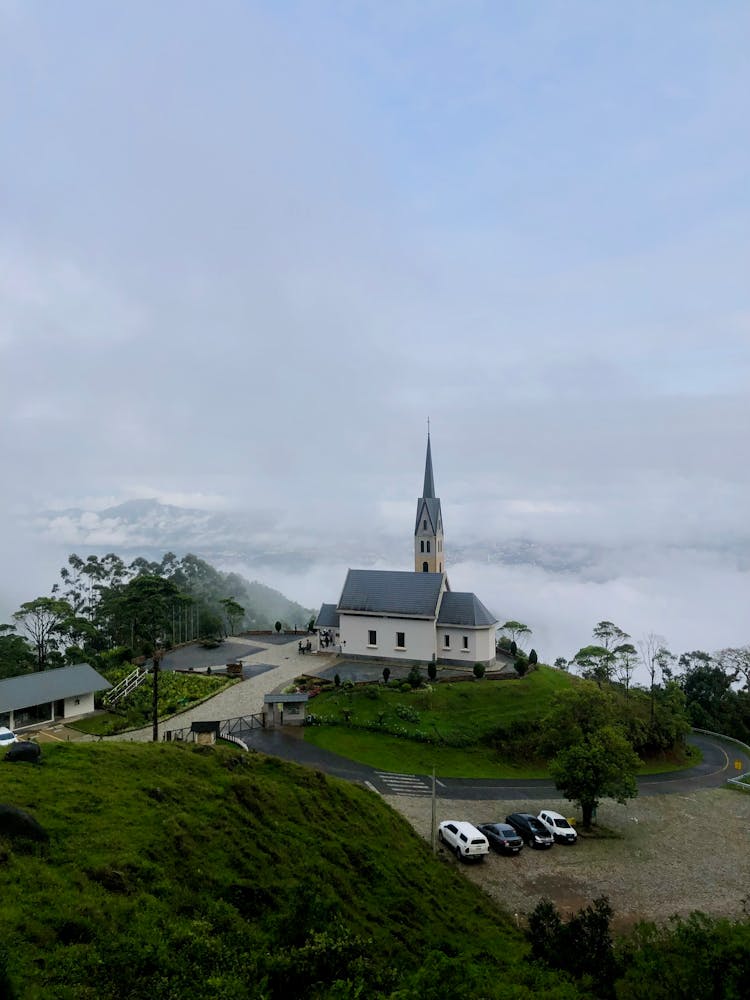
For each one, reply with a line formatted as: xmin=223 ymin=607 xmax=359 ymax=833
xmin=305 ymin=667 xmax=572 ymax=777
xmin=304 ymin=667 xmax=698 ymax=778
xmin=0 ymin=743 xmax=585 ymax=1000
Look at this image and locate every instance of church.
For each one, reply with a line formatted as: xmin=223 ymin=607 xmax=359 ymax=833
xmin=315 ymin=435 xmax=498 ymax=667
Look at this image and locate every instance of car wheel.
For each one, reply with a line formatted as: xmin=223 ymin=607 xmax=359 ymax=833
xmin=438 ymin=829 xmax=444 ymax=843
xmin=454 ymin=844 xmax=462 ymax=860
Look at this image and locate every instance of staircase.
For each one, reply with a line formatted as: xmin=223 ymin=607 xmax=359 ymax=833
xmin=104 ymin=666 xmax=149 ymax=708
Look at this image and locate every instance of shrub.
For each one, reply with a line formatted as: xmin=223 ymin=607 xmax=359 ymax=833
xmin=382 ymin=666 xmax=391 ymax=684
xmin=334 ymin=673 xmax=341 ymax=688
xmin=473 ymin=663 xmax=485 ymax=680
xmin=514 ymin=657 xmax=528 ymax=677
xmin=395 ymin=704 xmax=420 ymax=724
xmin=529 ymin=649 xmax=538 ymax=666
xmin=407 ymin=665 xmax=423 ymax=689
xmin=400 ymin=682 xmax=411 ymax=693
xmin=427 ymin=662 xmax=437 ymax=682
xmin=275 ymin=621 xmax=282 ymax=633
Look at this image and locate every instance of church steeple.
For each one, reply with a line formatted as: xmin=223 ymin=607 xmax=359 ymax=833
xmin=414 ymin=432 xmax=445 ymax=574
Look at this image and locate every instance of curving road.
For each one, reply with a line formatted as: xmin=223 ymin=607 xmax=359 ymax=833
xmin=239 ymin=729 xmax=749 ymax=800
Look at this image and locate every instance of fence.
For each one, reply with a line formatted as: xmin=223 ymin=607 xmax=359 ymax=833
xmin=165 ymin=713 xmax=265 ymax=748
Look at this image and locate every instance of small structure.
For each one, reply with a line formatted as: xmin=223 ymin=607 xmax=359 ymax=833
xmin=263 ymin=692 xmax=309 ymax=728
xmin=190 ymin=720 xmax=220 ymax=745
xmin=0 ymin=663 xmax=111 ymax=732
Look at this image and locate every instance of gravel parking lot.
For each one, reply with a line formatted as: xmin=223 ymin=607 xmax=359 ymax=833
xmin=388 ymin=787 xmax=750 ymax=930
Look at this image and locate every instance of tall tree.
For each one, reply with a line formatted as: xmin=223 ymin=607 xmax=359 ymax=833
xmin=638 ymin=633 xmax=671 ymax=724
xmin=220 ymin=598 xmax=245 ymax=637
xmin=12 ymin=597 xmax=74 ymax=671
xmin=715 ymin=647 xmax=750 ymax=690
xmin=571 ymin=644 xmax=613 ymax=686
xmin=0 ymin=624 xmax=36 ymax=679
xmin=498 ymin=621 xmax=532 ymax=648
xmin=612 ymin=642 xmax=638 ymax=695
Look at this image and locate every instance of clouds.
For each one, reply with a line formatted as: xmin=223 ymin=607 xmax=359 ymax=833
xmin=0 ymin=3 xmax=747 ymax=653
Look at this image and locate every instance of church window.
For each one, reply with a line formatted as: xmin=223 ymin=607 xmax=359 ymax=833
xmin=420 ymin=540 xmax=424 ymax=553
xmin=426 ymin=540 xmax=431 ymax=553
xmin=439 ymin=562 xmax=442 ymax=572
xmin=368 ymin=630 xmax=377 ymax=646
xmin=444 ymin=634 xmax=450 ymax=648
xmin=463 ymin=636 xmax=469 ymax=650
xmin=396 ymin=631 xmax=405 ymax=649
xmin=422 ymin=562 xmax=428 ymax=572
xmin=423 ymin=519 xmax=427 ymax=530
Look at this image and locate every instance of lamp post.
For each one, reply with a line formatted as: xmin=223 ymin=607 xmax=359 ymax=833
xmin=152 ymin=639 xmax=163 ymax=742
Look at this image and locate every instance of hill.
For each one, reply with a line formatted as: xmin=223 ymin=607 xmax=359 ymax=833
xmin=0 ymin=742 xmax=584 ymax=1000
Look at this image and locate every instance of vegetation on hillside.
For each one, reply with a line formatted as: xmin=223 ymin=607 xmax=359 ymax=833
xmin=1 ymin=551 xmax=314 ymax=679
xmin=0 ymin=742 xmax=587 ymax=1000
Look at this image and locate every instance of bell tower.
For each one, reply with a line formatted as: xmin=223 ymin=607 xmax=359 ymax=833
xmin=414 ymin=431 xmax=444 ymax=573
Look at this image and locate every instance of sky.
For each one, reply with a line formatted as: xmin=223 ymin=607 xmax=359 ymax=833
xmin=1 ymin=1 xmax=748 ymax=665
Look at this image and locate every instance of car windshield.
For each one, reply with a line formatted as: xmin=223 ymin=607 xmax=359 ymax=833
xmin=498 ymin=826 xmax=516 ymax=836
xmin=529 ymin=820 xmax=547 ymax=833
xmin=0 ymin=730 xmax=14 ymax=741
xmin=470 ymin=839 xmax=485 ymax=845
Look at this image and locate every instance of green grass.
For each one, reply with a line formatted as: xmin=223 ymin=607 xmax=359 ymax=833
xmin=0 ymin=742 xmax=585 ymax=999
xmin=65 ymin=712 xmax=122 ymax=735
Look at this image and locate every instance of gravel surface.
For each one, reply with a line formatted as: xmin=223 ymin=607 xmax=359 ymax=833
xmin=388 ymin=787 xmax=750 ymax=930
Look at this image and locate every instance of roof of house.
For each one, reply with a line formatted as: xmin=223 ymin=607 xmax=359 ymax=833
xmin=315 ymin=603 xmax=340 ymax=628
xmin=437 ymin=591 xmax=497 ymax=628
xmin=338 ymin=569 xmax=445 ymax=618
xmin=263 ymin=692 xmax=309 ymax=704
xmin=0 ymin=663 xmax=112 ymax=714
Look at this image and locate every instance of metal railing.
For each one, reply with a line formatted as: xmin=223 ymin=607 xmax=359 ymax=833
xmin=104 ymin=666 xmax=148 ymax=707
xmin=693 ymin=727 xmax=750 ymax=791
xmin=165 ymin=713 xmax=265 ymax=744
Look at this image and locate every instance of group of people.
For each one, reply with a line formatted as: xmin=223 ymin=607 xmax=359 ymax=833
xmin=319 ymin=629 xmax=335 ymax=649
xmin=298 ymin=639 xmax=313 ymax=654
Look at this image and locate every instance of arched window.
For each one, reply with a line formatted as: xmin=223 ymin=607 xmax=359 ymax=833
xmin=420 ymin=540 xmax=424 ymax=552
xmin=422 ymin=561 xmax=428 ymax=572
xmin=426 ymin=540 xmax=431 ymax=553
xmin=423 ymin=519 xmax=427 ymax=530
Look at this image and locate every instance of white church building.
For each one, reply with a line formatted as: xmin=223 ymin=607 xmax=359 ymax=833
xmin=316 ymin=435 xmax=497 ymax=667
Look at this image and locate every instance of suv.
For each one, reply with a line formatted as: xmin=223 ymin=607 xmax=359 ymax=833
xmin=538 ymin=810 xmax=578 ymax=844
xmin=438 ymin=821 xmax=489 ymax=861
xmin=505 ymin=812 xmax=554 ymax=849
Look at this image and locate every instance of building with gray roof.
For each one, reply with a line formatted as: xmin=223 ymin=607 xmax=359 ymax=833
xmin=0 ymin=662 xmax=111 ymax=731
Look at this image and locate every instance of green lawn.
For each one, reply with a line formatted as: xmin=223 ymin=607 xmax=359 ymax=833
xmin=304 ymin=667 xmax=701 ymax=778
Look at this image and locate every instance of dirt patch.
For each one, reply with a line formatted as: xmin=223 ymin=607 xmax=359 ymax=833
xmin=387 ymin=787 xmax=750 ymax=931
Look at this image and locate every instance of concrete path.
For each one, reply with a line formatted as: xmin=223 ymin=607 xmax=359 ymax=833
xmin=107 ymin=637 xmax=337 ymax=743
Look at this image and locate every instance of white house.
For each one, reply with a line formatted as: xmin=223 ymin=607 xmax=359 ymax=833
xmin=316 ymin=434 xmax=498 ymax=667
xmin=0 ymin=662 xmax=111 ymax=731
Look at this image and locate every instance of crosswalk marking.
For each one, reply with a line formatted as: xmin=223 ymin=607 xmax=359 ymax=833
xmin=375 ymin=771 xmax=432 ymax=796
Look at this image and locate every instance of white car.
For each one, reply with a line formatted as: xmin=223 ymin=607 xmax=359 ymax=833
xmin=438 ymin=821 xmax=489 ymax=861
xmin=538 ymin=809 xmax=578 ymax=844
xmin=0 ymin=727 xmax=18 ymax=747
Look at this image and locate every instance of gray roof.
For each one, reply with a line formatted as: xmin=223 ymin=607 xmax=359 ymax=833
xmin=263 ymin=692 xmax=309 ymax=704
xmin=338 ymin=569 xmax=444 ymax=617
xmin=415 ymin=496 xmax=442 ymax=535
xmin=315 ymin=603 xmax=340 ymax=628
xmin=437 ymin=591 xmax=497 ymax=628
xmin=0 ymin=663 xmax=112 ymax=713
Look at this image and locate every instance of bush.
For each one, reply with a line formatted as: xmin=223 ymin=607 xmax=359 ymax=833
xmin=275 ymin=621 xmax=282 ymax=633
xmin=334 ymin=673 xmax=341 ymax=688
xmin=395 ymin=704 xmax=420 ymax=724
xmin=514 ymin=657 xmax=528 ymax=677
xmin=529 ymin=649 xmax=538 ymax=666
xmin=473 ymin=663 xmax=485 ymax=680
xmin=407 ymin=665 xmax=423 ymax=689
xmin=400 ymin=682 xmax=412 ymax=693
xmin=427 ymin=662 xmax=437 ymax=682
xmin=382 ymin=666 xmax=391 ymax=684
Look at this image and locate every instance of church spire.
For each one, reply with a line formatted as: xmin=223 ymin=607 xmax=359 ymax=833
xmin=414 ymin=430 xmax=445 ymax=574
xmin=423 ymin=432 xmax=436 ymax=499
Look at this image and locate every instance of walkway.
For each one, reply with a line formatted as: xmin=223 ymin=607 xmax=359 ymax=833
xmin=106 ymin=636 xmax=338 ymax=743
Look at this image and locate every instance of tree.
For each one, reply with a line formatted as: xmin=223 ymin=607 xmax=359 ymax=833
xmin=0 ymin=625 xmax=35 ymax=679
xmin=498 ymin=621 xmax=532 ymax=648
xmin=549 ymin=725 xmax=641 ymax=829
xmin=553 ymin=656 xmax=569 ymax=671
xmin=528 ymin=649 xmax=538 ymax=666
xmin=715 ymin=646 xmax=750 ymax=690
xmin=571 ymin=644 xmax=613 ymax=686
xmin=540 ymin=682 xmax=618 ymax=756
xmin=13 ymin=597 xmax=74 ymax=671
xmin=612 ymin=643 xmax=638 ymax=695
xmin=593 ymin=620 xmax=630 ymax=651
xmin=220 ymin=597 xmax=245 ymax=636
xmin=639 ymin=633 xmax=670 ymax=723
xmin=275 ymin=620 xmax=282 ymax=634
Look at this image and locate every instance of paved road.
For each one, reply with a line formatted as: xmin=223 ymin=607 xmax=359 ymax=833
xmin=239 ymin=730 xmax=748 ymax=800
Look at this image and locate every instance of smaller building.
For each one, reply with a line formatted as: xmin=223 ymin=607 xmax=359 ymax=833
xmin=263 ymin=692 xmax=309 ymax=727
xmin=0 ymin=663 xmax=112 ymax=731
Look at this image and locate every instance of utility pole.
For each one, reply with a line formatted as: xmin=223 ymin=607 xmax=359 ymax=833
xmin=431 ymin=765 xmax=437 ymax=854
xmin=151 ymin=642 xmax=163 ymax=742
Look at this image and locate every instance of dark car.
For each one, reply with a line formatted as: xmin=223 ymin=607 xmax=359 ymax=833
xmin=505 ymin=812 xmax=554 ymax=849
xmin=477 ymin=822 xmax=524 ymax=855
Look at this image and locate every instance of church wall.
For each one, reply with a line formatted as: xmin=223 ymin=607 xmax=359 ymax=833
xmin=436 ymin=626 xmax=496 ymax=666
xmin=339 ymin=613 xmax=436 ymax=662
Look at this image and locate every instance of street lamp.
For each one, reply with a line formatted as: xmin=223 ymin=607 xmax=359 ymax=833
xmin=152 ymin=638 xmax=164 ymax=742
